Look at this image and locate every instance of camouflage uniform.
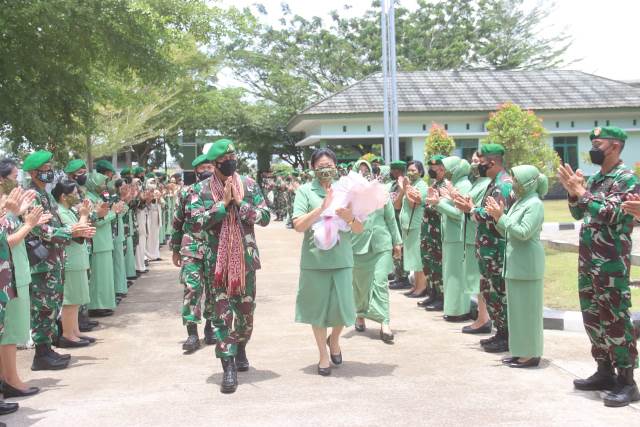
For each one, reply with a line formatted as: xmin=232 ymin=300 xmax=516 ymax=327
xmin=273 ymin=178 xmax=288 ymax=221
xmin=472 ymin=170 xmax=516 ymax=334
xmin=421 ymin=179 xmax=448 ymax=295
xmin=286 ymin=178 xmax=298 ymax=227
xmin=569 ymin=162 xmax=638 ymax=369
xmin=191 ymin=176 xmax=270 ymax=358
xmin=28 ymin=183 xmax=73 ymax=345
xmin=171 ymin=185 xmax=212 ymax=325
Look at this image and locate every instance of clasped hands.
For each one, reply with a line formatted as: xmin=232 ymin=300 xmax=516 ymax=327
xmin=557 ymin=164 xmax=586 ymax=198
xmin=222 ymin=177 xmax=243 ymax=207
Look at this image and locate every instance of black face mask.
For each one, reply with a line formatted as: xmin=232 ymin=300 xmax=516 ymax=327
xmin=37 ymin=170 xmax=55 ymax=184
xmin=216 ymin=159 xmax=237 ymax=177
xmin=75 ymin=174 xmax=87 ymax=186
xmin=478 ymin=163 xmax=490 ymax=178
xmin=124 ymin=176 xmax=133 ymax=184
xmin=428 ymin=169 xmax=438 ymax=179
xmin=372 ymin=166 xmax=380 ymax=175
xmin=197 ymin=171 xmax=212 ymax=182
xmin=589 ymin=147 xmax=606 ymax=165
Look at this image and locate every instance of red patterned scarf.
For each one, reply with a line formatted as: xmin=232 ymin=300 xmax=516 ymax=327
xmin=210 ymin=173 xmax=246 ymax=296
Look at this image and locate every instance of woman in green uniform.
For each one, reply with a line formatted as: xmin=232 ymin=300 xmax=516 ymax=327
xmin=55 ymin=180 xmax=96 ymax=347
xmin=293 ymin=148 xmax=364 ymax=376
xmin=351 ymin=160 xmax=402 ymax=343
xmin=0 ymin=159 xmax=41 ymax=401
xmin=85 ymin=171 xmax=118 ymax=316
xmin=486 ymin=165 xmax=546 ymax=368
xmin=461 ymin=151 xmax=492 ymax=334
xmin=111 ymin=179 xmax=128 ymax=298
xmin=396 ymin=161 xmax=428 ymax=297
xmin=430 ymin=157 xmax=473 ymax=321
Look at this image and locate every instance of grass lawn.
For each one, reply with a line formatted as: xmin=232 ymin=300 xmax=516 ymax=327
xmin=543 ymin=199 xmax=578 ymax=224
xmin=544 ymin=248 xmax=640 ymax=311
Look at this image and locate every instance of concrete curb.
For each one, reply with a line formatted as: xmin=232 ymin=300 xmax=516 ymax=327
xmin=544 ymin=308 xmax=640 ymax=332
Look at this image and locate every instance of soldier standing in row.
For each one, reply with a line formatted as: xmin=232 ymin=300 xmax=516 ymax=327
xmin=455 ymin=144 xmax=515 ymax=353
xmin=387 ymin=161 xmax=411 ymax=290
xmin=171 ymin=154 xmax=216 ymax=353
xmin=558 ymin=126 xmax=639 ymax=407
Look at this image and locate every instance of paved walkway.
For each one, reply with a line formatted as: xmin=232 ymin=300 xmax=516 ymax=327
xmin=5 ymin=223 xmax=640 ymax=426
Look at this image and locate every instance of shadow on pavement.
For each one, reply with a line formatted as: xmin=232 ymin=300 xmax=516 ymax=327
xmin=206 ymin=368 xmax=281 ymax=386
xmin=3 ymin=405 xmax=56 ymax=426
xmin=300 ymin=361 xmax=398 ymax=378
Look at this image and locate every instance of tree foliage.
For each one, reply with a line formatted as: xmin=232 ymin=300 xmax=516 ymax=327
xmin=425 ymin=124 xmax=456 ymax=159
xmin=482 ymin=103 xmax=560 ymax=176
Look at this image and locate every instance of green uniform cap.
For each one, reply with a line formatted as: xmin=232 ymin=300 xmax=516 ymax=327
xmin=480 ymin=143 xmax=505 ymax=156
xmin=206 ymin=138 xmax=236 ymax=162
xmin=145 ymin=172 xmax=155 ymax=179
xmin=590 ymin=126 xmax=627 ymax=142
xmin=95 ymin=159 xmax=116 ymax=174
xmin=338 ymin=163 xmax=347 ymax=169
xmin=428 ymin=154 xmax=446 ymax=166
xmin=23 ymin=150 xmax=53 ymax=172
xmin=390 ymin=160 xmax=407 ymax=171
xmin=64 ymin=159 xmax=86 ymax=174
xmin=132 ymin=166 xmax=145 ymax=175
xmin=120 ymin=167 xmax=131 ymax=176
xmin=192 ymin=154 xmax=210 ymax=168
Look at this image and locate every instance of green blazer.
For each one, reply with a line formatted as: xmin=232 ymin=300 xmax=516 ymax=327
xmin=85 ymin=191 xmax=116 ymax=253
xmin=496 ymin=192 xmax=545 ymax=281
xmin=400 ymin=179 xmax=427 ymax=232
xmin=436 ymin=177 xmax=472 ymax=243
xmin=352 ymin=200 xmax=402 ymax=255
xmin=292 ymin=180 xmax=353 ymax=270
xmin=58 ymin=206 xmax=91 ymax=272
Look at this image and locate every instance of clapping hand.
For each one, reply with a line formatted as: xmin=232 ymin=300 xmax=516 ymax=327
xmin=78 ymin=199 xmax=91 ymax=217
xmin=24 ymin=206 xmax=44 ymax=228
xmin=485 ymin=196 xmax=504 ymax=221
xmin=96 ymin=202 xmax=109 ymax=218
xmin=320 ymin=188 xmax=333 ymax=212
xmin=622 ymin=193 xmax=640 ymax=219
xmin=3 ymin=187 xmax=22 ymax=215
xmin=426 ymin=187 xmax=440 ymax=205
xmin=335 ymin=204 xmax=355 ymax=223
xmin=38 ymin=212 xmax=53 ymax=225
xmin=223 ymin=178 xmax=233 ymax=206
xmin=557 ymin=164 xmax=586 ymax=198
xmin=454 ymin=194 xmax=474 ymax=213
xmin=18 ymin=189 xmax=37 ymax=214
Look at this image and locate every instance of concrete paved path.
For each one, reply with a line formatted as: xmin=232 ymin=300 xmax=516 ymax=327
xmin=4 ymin=223 xmax=640 ymax=426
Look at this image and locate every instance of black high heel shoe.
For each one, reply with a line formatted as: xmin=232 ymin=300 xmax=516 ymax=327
xmin=3 ymin=382 xmax=40 ymax=398
xmin=326 ymin=337 xmax=342 ymax=365
xmin=317 ymin=365 xmax=331 ymax=376
xmin=407 ymin=289 xmax=429 ymax=298
xmin=508 ymin=357 xmax=540 ymax=368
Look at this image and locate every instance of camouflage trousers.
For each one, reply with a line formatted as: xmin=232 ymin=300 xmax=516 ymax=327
xmin=206 ymin=270 xmax=256 ymax=359
xmin=579 ymin=272 xmax=638 ymax=369
xmin=180 ymin=256 xmax=211 ymax=326
xmin=480 ymin=274 xmax=508 ymax=334
xmin=421 ymin=240 xmax=443 ymax=295
xmin=30 ymin=269 xmax=64 ymax=345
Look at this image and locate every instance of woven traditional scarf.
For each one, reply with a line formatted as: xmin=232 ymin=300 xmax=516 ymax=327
xmin=210 ymin=173 xmax=245 ymax=296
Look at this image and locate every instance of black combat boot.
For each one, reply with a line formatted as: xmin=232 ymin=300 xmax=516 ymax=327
xmin=573 ymin=360 xmax=617 ymax=391
xmin=417 ymin=288 xmax=437 ymax=307
xmin=483 ymin=330 xmax=509 ymax=353
xmin=203 ymin=320 xmax=216 ymax=345
xmin=182 ymin=324 xmax=200 ymax=353
xmin=425 ymin=290 xmax=444 ymax=312
xmin=603 ymin=368 xmax=640 ymax=407
xmin=220 ymin=357 xmax=238 ymax=394
xmin=31 ymin=344 xmax=68 ymax=371
xmin=236 ymin=343 xmax=250 ymax=372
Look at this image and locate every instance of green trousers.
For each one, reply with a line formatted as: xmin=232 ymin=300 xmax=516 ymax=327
xmin=443 ymin=241 xmax=471 ymax=316
xmin=507 ymin=278 xmax=544 ymax=358
xmin=353 ymin=250 xmax=392 ymax=325
xmin=113 ymin=240 xmax=128 ymax=295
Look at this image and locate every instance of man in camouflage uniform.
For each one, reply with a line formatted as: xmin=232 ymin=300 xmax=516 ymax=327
xmin=171 ymin=154 xmax=216 ymax=353
xmin=273 ymin=174 xmax=288 ymax=221
xmin=285 ymin=172 xmax=300 ymax=229
xmin=455 ymin=144 xmax=515 ymax=353
xmin=24 ymin=151 xmax=91 ymax=370
xmin=388 ymin=161 xmax=411 ymax=290
xmin=558 ymin=126 xmax=639 ymax=407
xmin=191 ymin=139 xmax=270 ymax=394
xmin=418 ymin=155 xmax=449 ymax=311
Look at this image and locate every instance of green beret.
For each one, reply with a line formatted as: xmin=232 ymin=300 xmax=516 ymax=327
xmin=480 ymin=144 xmax=505 ymax=156
xmin=23 ymin=150 xmax=53 ymax=172
xmin=95 ymin=159 xmax=116 ymax=173
xmin=146 ymin=172 xmax=155 ymax=178
xmin=390 ymin=160 xmax=407 ymax=171
xmin=192 ymin=154 xmax=210 ymax=168
xmin=120 ymin=167 xmax=131 ymax=176
xmin=590 ymin=126 xmax=627 ymax=142
xmin=206 ymin=138 xmax=236 ymax=162
xmin=64 ymin=159 xmax=86 ymax=174
xmin=428 ymin=155 xmax=446 ymax=166
xmin=373 ymin=156 xmax=384 ymax=164
xmin=338 ymin=163 xmax=347 ymax=169
xmin=132 ymin=166 xmax=145 ymax=175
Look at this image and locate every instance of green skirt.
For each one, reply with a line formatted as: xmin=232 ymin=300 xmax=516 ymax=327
xmin=443 ymin=241 xmax=471 ymax=316
xmin=0 ymin=286 xmax=30 ymax=345
xmin=64 ymin=269 xmax=90 ymax=306
xmin=113 ymin=240 xmax=128 ymax=295
xmin=353 ymin=251 xmax=392 ymax=324
xmin=88 ymin=251 xmax=116 ymax=310
xmin=463 ymin=243 xmax=480 ymax=295
xmin=507 ymin=278 xmax=544 ymax=358
xmin=296 ymin=268 xmax=356 ymax=328
xmin=403 ymin=227 xmax=422 ymax=272
xmin=125 ymin=236 xmax=137 ymax=278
